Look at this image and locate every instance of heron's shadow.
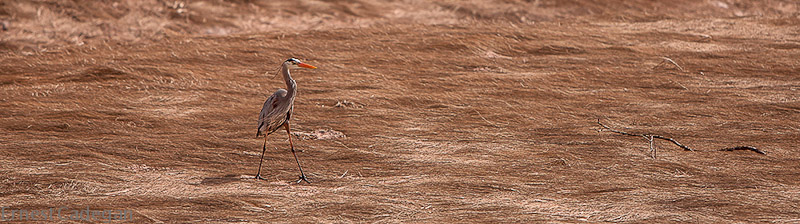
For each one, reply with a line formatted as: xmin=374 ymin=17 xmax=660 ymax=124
xmin=200 ymin=174 xmax=241 ymax=185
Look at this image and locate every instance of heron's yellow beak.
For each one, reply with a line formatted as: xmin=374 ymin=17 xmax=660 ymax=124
xmin=298 ymin=63 xmax=317 ymax=69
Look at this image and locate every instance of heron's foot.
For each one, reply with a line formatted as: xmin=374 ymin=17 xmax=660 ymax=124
xmin=254 ymin=174 xmax=267 ymax=181
xmin=296 ymin=175 xmax=311 ymax=184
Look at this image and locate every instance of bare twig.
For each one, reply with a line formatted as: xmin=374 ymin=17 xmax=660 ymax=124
xmin=719 ymin=146 xmax=766 ymax=155
xmin=697 ymin=34 xmax=712 ymax=42
xmin=597 ymin=119 xmax=694 ymax=151
xmin=597 ymin=119 xmax=765 ymax=156
xmin=672 ymin=80 xmax=688 ymax=90
xmin=474 ymin=109 xmax=500 ymax=127
xmin=649 ymin=135 xmax=656 ymax=159
xmin=650 ymin=134 xmax=694 ymax=151
xmin=653 ymin=56 xmax=685 ymax=72
xmin=596 ymin=120 xmax=639 ymax=137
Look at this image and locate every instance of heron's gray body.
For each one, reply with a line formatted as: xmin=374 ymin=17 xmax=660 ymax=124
xmin=256 ymin=65 xmax=297 ymax=137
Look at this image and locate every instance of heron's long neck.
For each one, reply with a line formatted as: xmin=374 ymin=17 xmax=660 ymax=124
xmin=281 ymin=64 xmax=297 ymax=97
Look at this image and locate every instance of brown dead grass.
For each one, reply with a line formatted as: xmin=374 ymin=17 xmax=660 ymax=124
xmin=2 ymin=0 xmax=800 ymax=223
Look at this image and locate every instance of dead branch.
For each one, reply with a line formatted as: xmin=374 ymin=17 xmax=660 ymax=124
xmin=648 ymin=135 xmax=655 ymax=159
xmin=597 ymin=119 xmax=764 ymax=157
xmin=719 ymin=146 xmax=766 ymax=155
xmin=697 ymin=34 xmax=712 ymax=42
xmin=653 ymin=56 xmax=685 ymax=72
xmin=650 ymin=134 xmax=694 ymax=151
xmin=597 ymin=120 xmax=691 ymax=158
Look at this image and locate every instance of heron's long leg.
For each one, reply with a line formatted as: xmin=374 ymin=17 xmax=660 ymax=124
xmin=285 ymin=122 xmax=310 ymax=183
xmin=255 ymin=134 xmax=268 ymax=180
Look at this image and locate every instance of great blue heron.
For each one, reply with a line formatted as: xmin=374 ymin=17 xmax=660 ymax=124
xmin=255 ymin=58 xmax=317 ymax=183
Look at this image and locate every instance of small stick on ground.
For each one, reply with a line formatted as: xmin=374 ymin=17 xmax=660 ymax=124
xmin=474 ymin=109 xmax=500 ymax=127
xmin=672 ymin=80 xmax=688 ymax=90
xmin=649 ymin=135 xmax=656 ymax=159
xmin=719 ymin=146 xmax=766 ymax=155
xmin=597 ymin=119 xmax=694 ymax=152
xmin=653 ymin=56 xmax=685 ymax=72
xmin=597 ymin=119 xmax=765 ymax=156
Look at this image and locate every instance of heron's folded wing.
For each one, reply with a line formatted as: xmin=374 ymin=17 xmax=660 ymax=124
xmin=257 ymin=89 xmax=288 ymax=132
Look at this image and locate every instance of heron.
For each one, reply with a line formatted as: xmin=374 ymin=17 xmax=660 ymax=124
xmin=255 ymin=58 xmax=317 ymax=183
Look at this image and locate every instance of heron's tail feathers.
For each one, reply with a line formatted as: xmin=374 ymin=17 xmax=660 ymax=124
xmin=256 ymin=122 xmax=265 ymax=137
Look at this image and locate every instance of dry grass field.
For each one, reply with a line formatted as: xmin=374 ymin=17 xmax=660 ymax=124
xmin=2 ymin=0 xmax=800 ymax=222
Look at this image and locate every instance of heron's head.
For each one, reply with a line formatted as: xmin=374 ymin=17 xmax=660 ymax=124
xmin=284 ymin=58 xmax=317 ymax=70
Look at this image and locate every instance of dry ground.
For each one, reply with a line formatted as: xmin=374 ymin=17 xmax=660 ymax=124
xmin=2 ymin=0 xmax=800 ymax=223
